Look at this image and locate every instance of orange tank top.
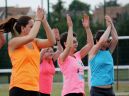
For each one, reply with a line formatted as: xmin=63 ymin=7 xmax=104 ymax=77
xmin=8 ymin=41 xmax=40 ymax=91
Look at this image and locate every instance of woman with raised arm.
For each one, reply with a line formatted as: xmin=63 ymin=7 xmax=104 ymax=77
xmin=89 ymin=15 xmax=118 ymax=96
xmin=58 ymin=14 xmax=93 ymax=96
xmin=0 ymin=7 xmax=56 ymax=96
xmin=39 ymin=28 xmax=63 ymax=96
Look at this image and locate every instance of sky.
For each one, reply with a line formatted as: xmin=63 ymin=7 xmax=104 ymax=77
xmin=0 ymin=0 xmax=129 ymax=12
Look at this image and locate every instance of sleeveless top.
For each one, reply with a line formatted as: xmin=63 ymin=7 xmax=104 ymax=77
xmin=8 ymin=41 xmax=40 ymax=91
xmin=39 ymin=58 xmax=55 ymax=94
xmin=89 ymin=50 xmax=114 ymax=86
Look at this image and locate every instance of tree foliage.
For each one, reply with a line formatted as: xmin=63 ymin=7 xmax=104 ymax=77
xmin=98 ymin=0 xmax=120 ymax=8
xmin=69 ymin=0 xmax=90 ymax=12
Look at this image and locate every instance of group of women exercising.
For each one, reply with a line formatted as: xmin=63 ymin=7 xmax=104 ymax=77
xmin=0 ymin=7 xmax=118 ymax=96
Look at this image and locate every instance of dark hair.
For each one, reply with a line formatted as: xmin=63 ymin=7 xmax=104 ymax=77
xmin=0 ymin=16 xmax=32 ymax=36
xmin=0 ymin=18 xmax=17 ymax=33
xmin=94 ymin=30 xmax=104 ymax=44
xmin=60 ymin=32 xmax=77 ymax=49
xmin=15 ymin=16 xmax=32 ymax=34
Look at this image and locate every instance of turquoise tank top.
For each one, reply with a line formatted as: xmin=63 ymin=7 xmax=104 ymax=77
xmin=89 ymin=50 xmax=114 ymax=86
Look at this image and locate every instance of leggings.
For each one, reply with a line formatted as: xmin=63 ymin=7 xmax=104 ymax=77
xmin=9 ymin=87 xmax=40 ymax=96
xmin=90 ymin=86 xmax=115 ymax=96
xmin=40 ymin=92 xmax=50 ymax=96
xmin=64 ymin=93 xmax=83 ymax=96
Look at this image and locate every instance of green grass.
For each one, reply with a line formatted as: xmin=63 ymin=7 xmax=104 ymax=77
xmin=0 ymin=84 xmax=9 ymax=96
xmin=52 ymin=82 xmax=90 ymax=96
xmin=0 ymin=69 xmax=129 ymax=96
xmin=0 ymin=82 xmax=129 ymax=96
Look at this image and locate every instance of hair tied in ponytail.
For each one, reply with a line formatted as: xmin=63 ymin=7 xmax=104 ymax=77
xmin=13 ymin=22 xmax=19 ymax=36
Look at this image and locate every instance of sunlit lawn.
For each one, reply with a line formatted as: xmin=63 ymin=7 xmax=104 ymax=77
xmin=0 ymin=69 xmax=129 ymax=96
xmin=0 ymin=82 xmax=129 ymax=96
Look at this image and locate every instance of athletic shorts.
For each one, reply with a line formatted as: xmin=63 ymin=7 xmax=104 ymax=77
xmin=9 ymin=87 xmax=40 ymax=96
xmin=90 ymin=86 xmax=115 ymax=96
xmin=40 ymin=92 xmax=50 ymax=96
xmin=64 ymin=93 xmax=83 ymax=96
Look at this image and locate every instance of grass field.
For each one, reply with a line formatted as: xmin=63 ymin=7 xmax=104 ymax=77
xmin=0 ymin=82 xmax=129 ymax=96
xmin=0 ymin=69 xmax=129 ymax=96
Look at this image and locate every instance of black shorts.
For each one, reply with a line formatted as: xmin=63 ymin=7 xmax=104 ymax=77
xmin=40 ymin=92 xmax=50 ymax=96
xmin=90 ymin=86 xmax=115 ymax=96
xmin=64 ymin=93 xmax=83 ymax=96
xmin=9 ymin=87 xmax=40 ymax=96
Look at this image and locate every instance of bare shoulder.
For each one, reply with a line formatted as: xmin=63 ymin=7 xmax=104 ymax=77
xmin=88 ymin=45 xmax=99 ymax=61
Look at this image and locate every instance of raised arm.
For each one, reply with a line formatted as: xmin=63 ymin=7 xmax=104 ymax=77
xmin=80 ymin=14 xmax=94 ymax=59
xmin=59 ymin=15 xmax=73 ymax=62
xmin=0 ymin=31 xmax=5 ymax=49
xmin=40 ymin=48 xmax=47 ymax=63
xmin=106 ymin=15 xmax=118 ymax=53
xmin=8 ymin=7 xmax=43 ymax=50
xmin=52 ymin=28 xmax=63 ymax=61
xmin=35 ymin=9 xmax=56 ymax=49
xmin=89 ymin=16 xmax=112 ymax=60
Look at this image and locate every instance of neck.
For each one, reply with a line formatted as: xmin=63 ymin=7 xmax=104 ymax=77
xmin=69 ymin=52 xmax=76 ymax=57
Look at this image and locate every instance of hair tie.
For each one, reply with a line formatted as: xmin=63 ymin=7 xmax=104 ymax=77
xmin=13 ymin=22 xmax=19 ymax=36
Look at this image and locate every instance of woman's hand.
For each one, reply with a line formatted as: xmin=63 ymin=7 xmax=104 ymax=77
xmin=105 ymin=15 xmax=112 ymax=27
xmin=53 ymin=28 xmax=60 ymax=41
xmin=66 ymin=14 xmax=73 ymax=28
xmin=36 ymin=7 xmax=45 ymax=21
xmin=82 ymin=14 xmax=90 ymax=29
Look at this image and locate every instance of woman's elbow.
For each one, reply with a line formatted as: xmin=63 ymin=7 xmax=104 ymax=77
xmin=88 ymin=43 xmax=94 ymax=49
xmin=115 ymin=38 xmax=118 ymax=44
xmin=49 ymin=40 xmax=56 ymax=46
xmin=28 ymin=36 xmax=35 ymax=42
xmin=87 ymin=40 xmax=94 ymax=47
xmin=52 ymin=40 xmax=56 ymax=46
xmin=113 ymin=36 xmax=118 ymax=43
xmin=53 ymin=39 xmax=56 ymax=45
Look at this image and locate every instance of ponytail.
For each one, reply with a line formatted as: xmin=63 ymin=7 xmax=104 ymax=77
xmin=0 ymin=18 xmax=17 ymax=33
xmin=0 ymin=16 xmax=32 ymax=37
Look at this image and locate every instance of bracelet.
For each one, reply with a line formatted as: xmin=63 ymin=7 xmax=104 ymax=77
xmin=54 ymin=43 xmax=57 ymax=46
xmin=35 ymin=15 xmax=44 ymax=21
xmin=35 ymin=19 xmax=42 ymax=22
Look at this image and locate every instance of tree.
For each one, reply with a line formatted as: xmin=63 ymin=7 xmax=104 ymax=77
xmin=113 ymin=13 xmax=129 ymax=65
xmin=116 ymin=12 xmax=129 ymax=36
xmin=98 ymin=0 xmax=120 ymax=8
xmin=52 ymin=0 xmax=66 ymax=21
xmin=69 ymin=0 xmax=90 ymax=12
xmin=125 ymin=3 xmax=129 ymax=7
xmin=105 ymin=0 xmax=120 ymax=7
xmin=38 ymin=0 xmax=67 ymax=40
xmin=0 ymin=43 xmax=11 ymax=69
xmin=50 ymin=0 xmax=67 ymax=33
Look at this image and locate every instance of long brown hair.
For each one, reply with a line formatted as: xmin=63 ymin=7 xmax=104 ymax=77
xmin=0 ymin=16 xmax=32 ymax=37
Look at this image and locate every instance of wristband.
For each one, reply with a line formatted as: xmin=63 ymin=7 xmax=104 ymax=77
xmin=35 ymin=19 xmax=42 ymax=22
xmin=57 ymin=40 xmax=60 ymax=41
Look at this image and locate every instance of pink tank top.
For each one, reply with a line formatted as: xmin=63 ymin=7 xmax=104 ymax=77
xmin=39 ymin=59 xmax=55 ymax=94
xmin=58 ymin=51 xmax=85 ymax=96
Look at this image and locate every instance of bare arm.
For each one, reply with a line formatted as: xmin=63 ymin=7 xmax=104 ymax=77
xmin=52 ymin=28 xmax=63 ymax=61
xmin=80 ymin=15 xmax=94 ymax=59
xmin=35 ymin=9 xmax=56 ymax=49
xmin=0 ymin=31 xmax=5 ymax=49
xmin=89 ymin=16 xmax=112 ymax=60
xmin=59 ymin=15 xmax=73 ymax=62
xmin=40 ymin=48 xmax=47 ymax=63
xmin=106 ymin=16 xmax=118 ymax=53
xmin=8 ymin=7 xmax=43 ymax=50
